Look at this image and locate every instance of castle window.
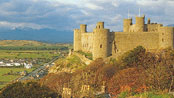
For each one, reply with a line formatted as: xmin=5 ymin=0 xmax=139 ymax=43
xmin=99 ymin=25 xmax=100 ymax=29
xmin=162 ymin=33 xmax=164 ymax=35
xmin=162 ymin=38 xmax=164 ymax=42
xmin=100 ymin=44 xmax=102 ymax=48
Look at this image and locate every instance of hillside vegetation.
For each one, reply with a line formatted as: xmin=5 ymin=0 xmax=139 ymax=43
xmin=40 ymin=46 xmax=174 ymax=98
xmin=0 ymin=81 xmax=60 ymax=98
xmin=49 ymin=55 xmax=86 ymax=73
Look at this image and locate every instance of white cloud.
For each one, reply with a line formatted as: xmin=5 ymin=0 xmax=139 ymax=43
xmin=136 ymin=0 xmax=164 ymax=6
xmin=80 ymin=10 xmax=92 ymax=16
xmin=85 ymin=3 xmax=103 ymax=10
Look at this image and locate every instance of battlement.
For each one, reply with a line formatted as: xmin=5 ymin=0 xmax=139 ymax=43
xmin=73 ymin=14 xmax=174 ymax=60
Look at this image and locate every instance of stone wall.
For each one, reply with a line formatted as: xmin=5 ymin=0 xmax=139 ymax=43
xmin=73 ymin=52 xmax=92 ymax=65
xmin=81 ymin=33 xmax=93 ymax=53
xmin=112 ymin=32 xmax=159 ymax=57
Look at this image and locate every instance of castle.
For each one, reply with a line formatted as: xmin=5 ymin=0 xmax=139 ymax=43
xmin=73 ymin=15 xmax=174 ymax=60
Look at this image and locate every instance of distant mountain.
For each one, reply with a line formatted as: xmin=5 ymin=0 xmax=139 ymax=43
xmin=0 ymin=28 xmax=73 ymax=43
xmin=167 ymin=24 xmax=174 ymax=27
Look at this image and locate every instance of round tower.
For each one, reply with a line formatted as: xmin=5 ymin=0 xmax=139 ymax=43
xmin=123 ymin=18 xmax=132 ymax=32
xmin=80 ymin=24 xmax=87 ymax=33
xmin=93 ymin=22 xmax=111 ymax=60
xmin=74 ymin=29 xmax=82 ymax=51
xmin=159 ymin=27 xmax=174 ymax=49
xmin=135 ymin=15 xmax=145 ymax=32
xmin=148 ymin=18 xmax=151 ymax=24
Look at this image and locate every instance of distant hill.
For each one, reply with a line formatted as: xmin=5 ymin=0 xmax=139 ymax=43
xmin=0 ymin=40 xmax=71 ymax=47
xmin=167 ymin=24 xmax=174 ymax=27
xmin=0 ymin=28 xmax=73 ymax=43
xmin=0 ymin=40 xmax=51 ymax=46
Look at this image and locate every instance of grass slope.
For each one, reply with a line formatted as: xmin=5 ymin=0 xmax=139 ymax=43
xmin=49 ymin=55 xmax=86 ymax=73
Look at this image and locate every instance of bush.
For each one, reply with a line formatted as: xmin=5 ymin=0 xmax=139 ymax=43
xmin=0 ymin=81 xmax=60 ymax=98
xmin=40 ymin=73 xmax=72 ymax=94
xmin=145 ymin=63 xmax=172 ymax=91
xmin=95 ymin=64 xmax=118 ymax=86
xmin=108 ymin=68 xmax=147 ymax=96
xmin=122 ymin=46 xmax=146 ymax=67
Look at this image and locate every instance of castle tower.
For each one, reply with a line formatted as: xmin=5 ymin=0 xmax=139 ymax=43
xmin=135 ymin=15 xmax=145 ymax=32
xmin=74 ymin=24 xmax=87 ymax=51
xmin=93 ymin=22 xmax=111 ymax=60
xmin=123 ymin=18 xmax=132 ymax=32
xmin=74 ymin=29 xmax=81 ymax=51
xmin=159 ymin=26 xmax=174 ymax=49
xmin=148 ymin=18 xmax=151 ymax=24
xmin=80 ymin=24 xmax=87 ymax=33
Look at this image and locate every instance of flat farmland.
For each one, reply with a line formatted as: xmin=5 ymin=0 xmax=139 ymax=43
xmin=0 ymin=68 xmax=34 ymax=89
xmin=0 ymin=50 xmax=60 ymax=59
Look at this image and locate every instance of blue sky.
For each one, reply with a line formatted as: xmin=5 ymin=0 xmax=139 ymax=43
xmin=0 ymin=0 xmax=173 ymax=31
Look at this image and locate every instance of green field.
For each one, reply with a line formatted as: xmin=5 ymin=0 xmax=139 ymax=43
xmin=0 ymin=68 xmax=34 ymax=89
xmin=0 ymin=50 xmax=60 ymax=59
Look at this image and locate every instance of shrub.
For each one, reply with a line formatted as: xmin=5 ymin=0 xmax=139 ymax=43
xmin=145 ymin=63 xmax=172 ymax=91
xmin=0 ymin=81 xmax=60 ymax=98
xmin=40 ymin=73 xmax=72 ymax=94
xmin=108 ymin=68 xmax=147 ymax=96
xmin=122 ymin=46 xmax=146 ymax=68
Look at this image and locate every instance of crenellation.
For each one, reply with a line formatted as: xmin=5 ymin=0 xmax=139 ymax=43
xmin=73 ymin=15 xmax=174 ymax=60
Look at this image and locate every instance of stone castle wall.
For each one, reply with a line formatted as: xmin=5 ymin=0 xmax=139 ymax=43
xmin=111 ymin=32 xmax=159 ymax=57
xmin=81 ymin=33 xmax=93 ymax=53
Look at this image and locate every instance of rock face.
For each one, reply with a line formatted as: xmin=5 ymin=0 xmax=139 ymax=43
xmin=74 ymin=15 xmax=174 ymax=60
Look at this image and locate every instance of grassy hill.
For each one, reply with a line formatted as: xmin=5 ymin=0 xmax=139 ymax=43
xmin=0 ymin=40 xmax=62 ymax=46
xmin=0 ymin=40 xmax=72 ymax=50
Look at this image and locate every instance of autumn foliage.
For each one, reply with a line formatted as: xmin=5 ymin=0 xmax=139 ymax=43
xmin=108 ymin=68 xmax=147 ymax=96
xmin=39 ymin=46 xmax=174 ymax=97
xmin=40 ymin=72 xmax=72 ymax=94
xmin=0 ymin=81 xmax=59 ymax=98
